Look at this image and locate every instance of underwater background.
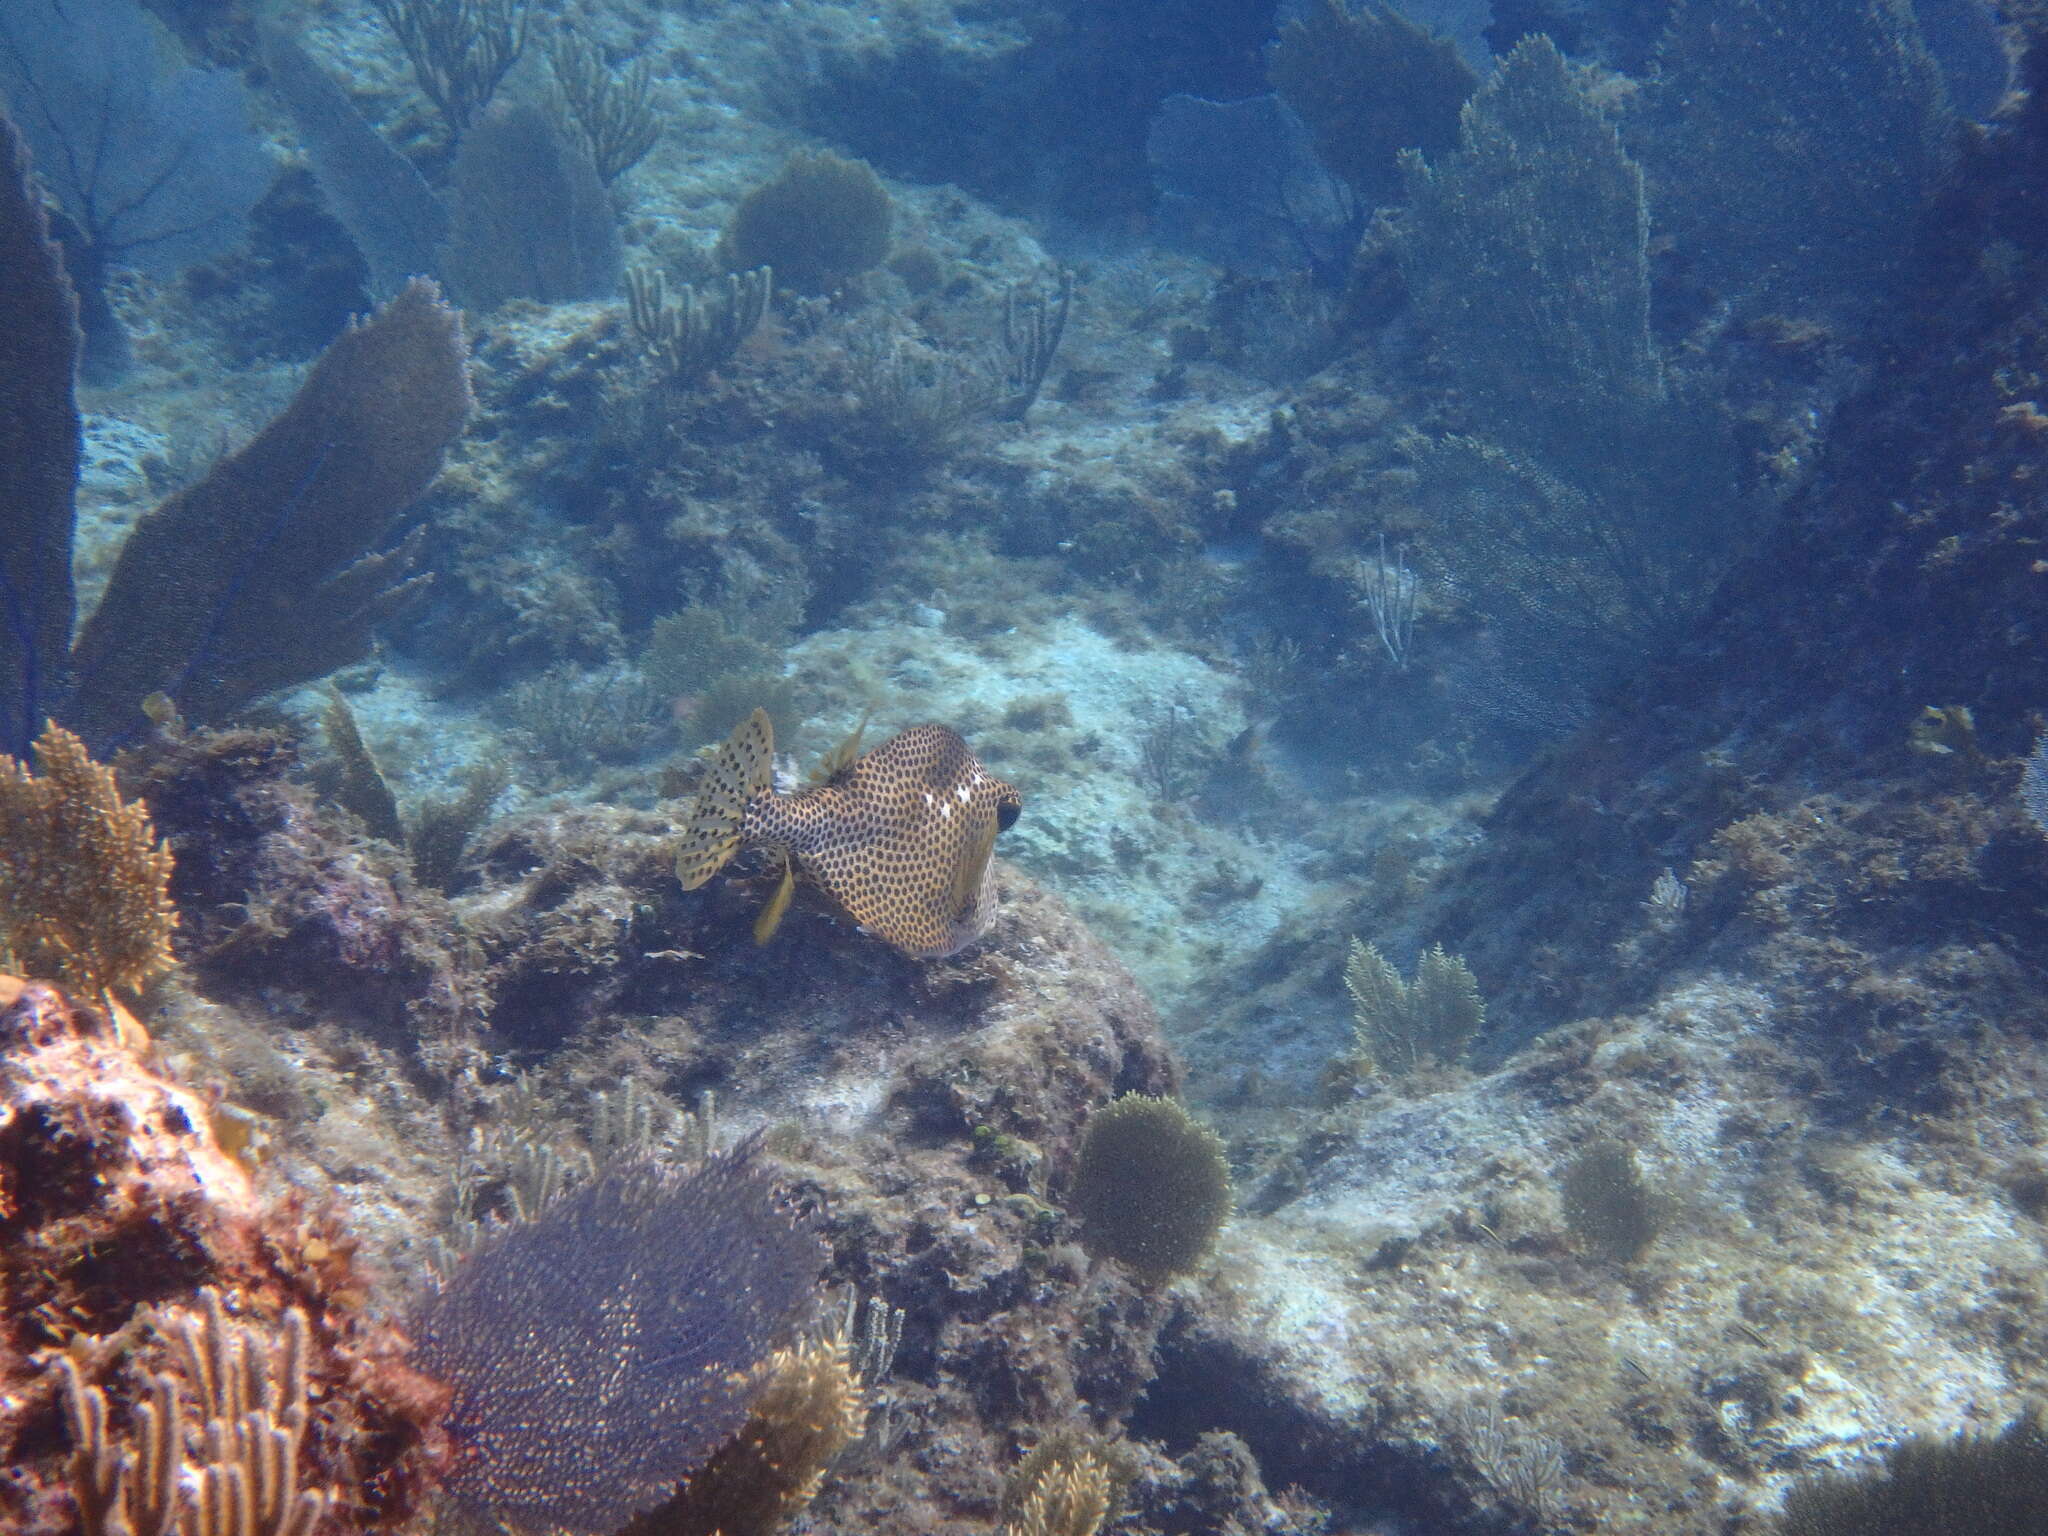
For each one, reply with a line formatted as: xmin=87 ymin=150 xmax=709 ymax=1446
xmin=3 ymin=0 xmax=2048 ymax=1531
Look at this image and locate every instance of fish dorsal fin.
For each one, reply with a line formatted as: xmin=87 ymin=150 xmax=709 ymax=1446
xmin=753 ymin=850 xmax=795 ymax=945
xmin=674 ymin=708 xmax=776 ymax=891
xmin=809 ymin=707 xmax=872 ymax=786
xmin=945 ymin=812 xmax=999 ymax=922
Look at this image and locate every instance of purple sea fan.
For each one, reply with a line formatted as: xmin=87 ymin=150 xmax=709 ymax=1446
xmin=410 ymin=1145 xmax=825 ymax=1534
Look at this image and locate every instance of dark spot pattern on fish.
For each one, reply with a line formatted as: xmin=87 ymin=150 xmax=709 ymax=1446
xmin=674 ymin=709 xmax=1021 ymax=958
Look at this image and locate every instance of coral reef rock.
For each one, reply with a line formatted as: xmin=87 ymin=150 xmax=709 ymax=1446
xmin=1135 ymin=59 xmax=2048 ymax=1535
xmin=0 ymin=975 xmax=447 ymax=1533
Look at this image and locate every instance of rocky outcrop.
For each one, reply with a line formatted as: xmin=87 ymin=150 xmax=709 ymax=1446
xmin=1141 ymin=33 xmax=2048 ymax=1536
xmin=0 ymin=976 xmax=447 ymax=1534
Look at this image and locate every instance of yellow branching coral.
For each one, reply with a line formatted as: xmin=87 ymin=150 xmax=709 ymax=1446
xmin=1002 ymin=1434 xmax=1127 ymax=1536
xmin=626 ymin=1324 xmax=868 ymax=1536
xmin=0 ymin=722 xmax=176 ymax=1000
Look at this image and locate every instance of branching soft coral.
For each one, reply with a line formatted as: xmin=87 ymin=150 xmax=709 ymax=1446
xmin=0 ymin=722 xmax=175 ymax=1002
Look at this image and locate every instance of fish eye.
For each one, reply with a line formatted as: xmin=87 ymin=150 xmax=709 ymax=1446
xmin=996 ymin=801 xmax=1020 ymax=831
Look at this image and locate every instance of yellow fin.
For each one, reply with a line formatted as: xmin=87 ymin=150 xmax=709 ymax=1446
xmin=753 ymin=853 xmax=795 ymax=945
xmin=809 ymin=707 xmax=872 ymax=785
xmin=674 ymin=708 xmax=776 ymax=890
xmin=945 ymin=813 xmax=999 ymax=921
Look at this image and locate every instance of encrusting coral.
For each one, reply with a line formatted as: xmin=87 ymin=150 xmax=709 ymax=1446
xmin=129 ymin=725 xmax=472 ymax=1037
xmin=0 ymin=722 xmax=176 ymax=1004
xmin=0 ymin=978 xmax=447 ymax=1534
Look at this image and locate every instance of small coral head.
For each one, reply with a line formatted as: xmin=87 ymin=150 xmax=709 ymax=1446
xmin=1070 ymin=1094 xmax=1232 ymax=1282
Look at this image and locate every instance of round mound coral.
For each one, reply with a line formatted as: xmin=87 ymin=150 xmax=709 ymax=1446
xmin=1069 ymin=1093 xmax=1232 ymax=1283
xmin=715 ymin=149 xmax=892 ymax=295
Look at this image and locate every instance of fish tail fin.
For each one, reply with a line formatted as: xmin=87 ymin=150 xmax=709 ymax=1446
xmin=675 ymin=708 xmax=777 ymax=891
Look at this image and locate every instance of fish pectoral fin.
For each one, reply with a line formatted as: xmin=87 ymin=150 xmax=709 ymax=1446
xmin=946 ymin=817 xmax=999 ymax=921
xmin=753 ymin=853 xmax=796 ymax=945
